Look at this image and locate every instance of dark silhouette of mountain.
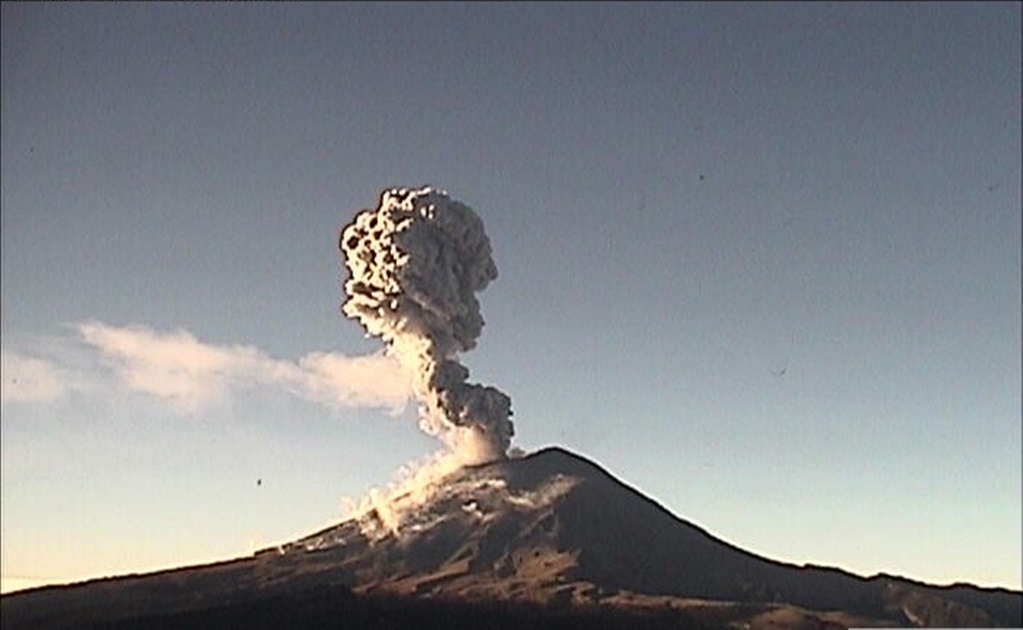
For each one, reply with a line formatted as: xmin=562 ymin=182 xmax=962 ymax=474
xmin=3 ymin=447 xmax=1020 ymax=629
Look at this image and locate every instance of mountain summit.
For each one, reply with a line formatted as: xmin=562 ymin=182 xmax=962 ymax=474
xmin=282 ymin=447 xmax=1020 ymax=625
xmin=3 ymin=447 xmax=1020 ymax=629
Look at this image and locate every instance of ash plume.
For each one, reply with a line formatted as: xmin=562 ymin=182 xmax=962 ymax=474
xmin=340 ymin=186 xmax=514 ymax=465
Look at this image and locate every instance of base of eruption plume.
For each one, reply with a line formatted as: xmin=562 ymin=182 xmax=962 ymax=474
xmin=3 ymin=447 xmax=1019 ymax=630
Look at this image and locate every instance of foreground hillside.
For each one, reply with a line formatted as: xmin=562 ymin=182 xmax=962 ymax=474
xmin=3 ymin=447 xmax=1020 ymax=629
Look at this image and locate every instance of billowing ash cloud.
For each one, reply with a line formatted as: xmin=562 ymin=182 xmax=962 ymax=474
xmin=340 ymin=186 xmax=513 ymax=464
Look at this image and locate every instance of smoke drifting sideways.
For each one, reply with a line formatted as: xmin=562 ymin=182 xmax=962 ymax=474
xmin=340 ymin=186 xmax=515 ymax=469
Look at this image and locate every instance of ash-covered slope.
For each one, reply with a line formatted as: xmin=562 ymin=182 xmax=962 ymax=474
xmin=3 ymin=447 xmax=1020 ymax=630
xmin=282 ymin=446 xmax=1021 ymax=626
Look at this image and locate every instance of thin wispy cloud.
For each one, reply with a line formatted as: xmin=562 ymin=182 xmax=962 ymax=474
xmin=291 ymin=352 xmax=414 ymax=411
xmin=0 ymin=349 xmax=82 ymax=404
xmin=77 ymin=322 xmax=260 ymax=412
xmin=4 ymin=322 xmax=412 ymax=415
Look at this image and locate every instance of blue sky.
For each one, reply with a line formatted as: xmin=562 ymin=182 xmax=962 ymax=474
xmin=2 ymin=2 xmax=1020 ymax=593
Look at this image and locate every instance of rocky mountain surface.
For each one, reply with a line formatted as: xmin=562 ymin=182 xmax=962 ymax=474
xmin=3 ymin=447 xmax=1020 ymax=629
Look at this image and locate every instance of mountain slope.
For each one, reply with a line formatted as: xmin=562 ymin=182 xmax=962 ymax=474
xmin=285 ymin=446 xmax=1019 ymax=625
xmin=3 ymin=447 xmax=1020 ymax=629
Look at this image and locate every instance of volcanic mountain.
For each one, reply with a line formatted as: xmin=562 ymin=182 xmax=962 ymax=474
xmin=3 ymin=447 xmax=1020 ymax=629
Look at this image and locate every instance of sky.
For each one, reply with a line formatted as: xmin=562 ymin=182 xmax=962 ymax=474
xmin=1 ymin=2 xmax=1020 ymax=595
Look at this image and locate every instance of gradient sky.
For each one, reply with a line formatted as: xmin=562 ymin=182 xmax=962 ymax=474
xmin=2 ymin=2 xmax=1020 ymax=594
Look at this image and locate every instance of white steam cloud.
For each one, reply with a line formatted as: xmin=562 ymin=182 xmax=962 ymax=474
xmin=340 ymin=186 xmax=514 ymax=465
xmin=4 ymin=325 xmax=412 ymax=415
xmin=0 ymin=349 xmax=81 ymax=404
xmin=331 ymin=473 xmax=578 ymax=546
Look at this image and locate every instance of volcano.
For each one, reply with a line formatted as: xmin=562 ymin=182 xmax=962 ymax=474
xmin=3 ymin=447 xmax=1020 ymax=629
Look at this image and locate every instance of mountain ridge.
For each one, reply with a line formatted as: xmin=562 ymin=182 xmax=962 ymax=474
xmin=3 ymin=446 xmax=1020 ymax=629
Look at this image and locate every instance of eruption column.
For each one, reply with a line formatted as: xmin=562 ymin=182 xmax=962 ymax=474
xmin=340 ymin=187 xmax=513 ymax=463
